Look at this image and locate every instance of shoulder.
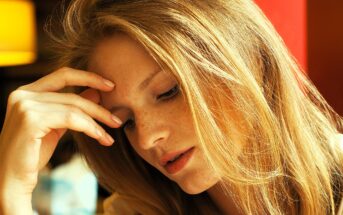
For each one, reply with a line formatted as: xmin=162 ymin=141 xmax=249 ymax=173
xmin=103 ymin=193 xmax=136 ymax=215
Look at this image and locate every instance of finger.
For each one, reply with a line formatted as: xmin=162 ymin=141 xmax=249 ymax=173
xmin=35 ymin=102 xmax=116 ymax=146
xmin=29 ymin=91 xmax=122 ymax=128
xmin=18 ymin=67 xmax=115 ymax=92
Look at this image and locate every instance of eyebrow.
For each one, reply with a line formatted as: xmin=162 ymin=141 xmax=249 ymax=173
xmin=109 ymin=68 xmax=162 ymax=113
xmin=138 ymin=68 xmax=162 ymax=91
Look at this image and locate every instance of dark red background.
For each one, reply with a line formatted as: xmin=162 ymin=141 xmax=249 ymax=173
xmin=255 ymin=0 xmax=343 ymax=116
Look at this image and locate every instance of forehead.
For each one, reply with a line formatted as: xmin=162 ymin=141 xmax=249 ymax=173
xmin=87 ymin=33 xmax=159 ymax=80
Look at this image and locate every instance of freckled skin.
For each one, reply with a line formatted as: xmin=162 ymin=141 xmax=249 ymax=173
xmin=88 ymin=33 xmax=220 ymax=194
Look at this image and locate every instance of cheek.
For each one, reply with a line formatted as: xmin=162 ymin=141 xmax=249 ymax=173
xmin=134 ymin=148 xmax=149 ymax=162
xmin=127 ymin=97 xmax=195 ymax=159
xmin=174 ymin=102 xmax=195 ymax=136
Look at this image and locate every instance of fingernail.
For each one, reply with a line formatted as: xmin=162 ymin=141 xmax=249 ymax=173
xmin=111 ymin=114 xmax=122 ymax=125
xmin=106 ymin=134 xmax=115 ymax=144
xmin=103 ymin=79 xmax=115 ymax=88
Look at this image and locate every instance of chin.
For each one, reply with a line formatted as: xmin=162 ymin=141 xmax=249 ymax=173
xmin=177 ymin=172 xmax=220 ymax=195
xmin=180 ymin=186 xmax=206 ymax=195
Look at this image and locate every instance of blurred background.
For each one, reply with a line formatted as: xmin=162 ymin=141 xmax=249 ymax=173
xmin=0 ymin=0 xmax=342 ymax=214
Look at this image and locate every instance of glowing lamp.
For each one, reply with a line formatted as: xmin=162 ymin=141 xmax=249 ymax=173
xmin=0 ymin=0 xmax=37 ymax=66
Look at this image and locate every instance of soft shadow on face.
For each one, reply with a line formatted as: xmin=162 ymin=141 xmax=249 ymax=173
xmin=87 ymin=33 xmax=220 ymax=194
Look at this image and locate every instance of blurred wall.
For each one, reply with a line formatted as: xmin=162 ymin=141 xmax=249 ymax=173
xmin=255 ymin=0 xmax=307 ymax=70
xmin=308 ymin=0 xmax=343 ymax=116
xmin=255 ymin=0 xmax=342 ymax=116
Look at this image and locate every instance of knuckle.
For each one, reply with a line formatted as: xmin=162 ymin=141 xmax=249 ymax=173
xmin=83 ymin=116 xmax=97 ymax=133
xmin=58 ymin=66 xmax=70 ymax=74
xmin=67 ymin=104 xmax=82 ymax=114
xmin=84 ymin=71 xmax=102 ymax=82
xmin=66 ymin=93 xmax=80 ymax=101
xmin=64 ymin=111 xmax=78 ymax=124
xmin=13 ymin=101 xmax=38 ymax=124
xmin=98 ymin=107 xmax=111 ymax=119
xmin=93 ymin=106 xmax=103 ymax=117
xmin=13 ymin=99 xmax=31 ymax=113
xmin=69 ymin=94 xmax=103 ymax=115
xmin=21 ymin=109 xmax=38 ymax=124
xmin=8 ymin=90 xmax=26 ymax=105
xmin=94 ymin=125 xmax=103 ymax=137
xmin=57 ymin=67 xmax=71 ymax=79
xmin=16 ymin=84 xmax=29 ymax=91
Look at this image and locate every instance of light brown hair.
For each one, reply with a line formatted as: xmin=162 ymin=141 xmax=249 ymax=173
xmin=48 ymin=0 xmax=343 ymax=214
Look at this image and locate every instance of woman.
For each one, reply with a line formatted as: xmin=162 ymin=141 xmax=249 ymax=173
xmin=0 ymin=0 xmax=342 ymax=214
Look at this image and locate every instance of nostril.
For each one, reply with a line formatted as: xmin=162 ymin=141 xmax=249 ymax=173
xmin=153 ymin=137 xmax=164 ymax=146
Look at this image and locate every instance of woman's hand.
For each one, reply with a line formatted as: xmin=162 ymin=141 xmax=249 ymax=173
xmin=0 ymin=67 xmax=122 ymax=214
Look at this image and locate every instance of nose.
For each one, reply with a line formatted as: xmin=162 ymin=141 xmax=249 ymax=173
xmin=135 ymin=114 xmax=170 ymax=150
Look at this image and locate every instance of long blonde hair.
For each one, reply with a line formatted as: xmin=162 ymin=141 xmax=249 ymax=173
xmin=47 ymin=0 xmax=343 ymax=214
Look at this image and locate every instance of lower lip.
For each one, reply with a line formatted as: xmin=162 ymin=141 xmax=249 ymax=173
xmin=163 ymin=147 xmax=195 ymax=174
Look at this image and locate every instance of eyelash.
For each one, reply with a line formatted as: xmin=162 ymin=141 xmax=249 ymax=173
xmin=122 ymin=84 xmax=180 ymax=130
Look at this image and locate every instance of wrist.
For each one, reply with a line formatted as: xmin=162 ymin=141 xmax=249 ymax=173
xmin=0 ymin=180 xmax=34 ymax=215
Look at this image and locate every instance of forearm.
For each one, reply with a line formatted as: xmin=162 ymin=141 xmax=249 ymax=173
xmin=0 ymin=193 xmax=34 ymax=215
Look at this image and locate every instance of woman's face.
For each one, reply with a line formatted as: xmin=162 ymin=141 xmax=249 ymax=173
xmin=88 ymin=33 xmax=220 ymax=194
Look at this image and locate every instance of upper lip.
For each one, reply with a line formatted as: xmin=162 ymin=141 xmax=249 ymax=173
xmin=159 ymin=147 xmax=194 ymax=167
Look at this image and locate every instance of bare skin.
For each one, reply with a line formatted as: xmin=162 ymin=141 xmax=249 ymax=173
xmin=89 ymin=33 xmax=243 ymax=214
xmin=0 ymin=34 xmax=243 ymax=214
xmin=0 ymin=67 xmax=122 ymax=214
xmin=88 ymin=34 xmax=220 ymax=195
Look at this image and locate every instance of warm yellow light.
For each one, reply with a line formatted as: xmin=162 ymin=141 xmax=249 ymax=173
xmin=0 ymin=0 xmax=37 ymax=66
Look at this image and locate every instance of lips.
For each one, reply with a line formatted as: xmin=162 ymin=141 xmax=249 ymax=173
xmin=159 ymin=147 xmax=194 ymax=167
xmin=160 ymin=147 xmax=195 ymax=175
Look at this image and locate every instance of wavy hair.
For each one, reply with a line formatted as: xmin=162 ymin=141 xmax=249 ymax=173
xmin=47 ymin=0 xmax=343 ymax=214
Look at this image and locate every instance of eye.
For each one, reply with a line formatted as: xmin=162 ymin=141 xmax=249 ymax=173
xmin=157 ymin=84 xmax=180 ymax=100
xmin=122 ymin=84 xmax=180 ymax=131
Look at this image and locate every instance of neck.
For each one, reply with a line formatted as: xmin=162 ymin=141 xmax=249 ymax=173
xmin=206 ymin=182 xmax=244 ymax=215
